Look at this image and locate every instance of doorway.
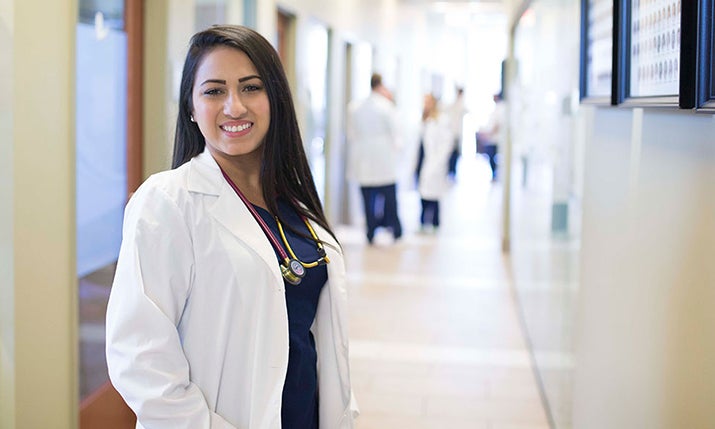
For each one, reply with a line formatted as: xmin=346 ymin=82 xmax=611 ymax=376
xmin=76 ymin=0 xmax=141 ymax=426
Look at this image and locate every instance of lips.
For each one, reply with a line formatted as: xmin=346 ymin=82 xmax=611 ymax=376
xmin=220 ymin=122 xmax=252 ymax=133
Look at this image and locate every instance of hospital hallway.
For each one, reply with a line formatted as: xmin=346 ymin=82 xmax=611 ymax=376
xmin=5 ymin=0 xmax=715 ymax=427
xmin=324 ymin=150 xmax=573 ymax=428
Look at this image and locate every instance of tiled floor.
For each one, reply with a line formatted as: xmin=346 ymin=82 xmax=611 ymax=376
xmin=79 ymin=151 xmax=569 ymax=428
xmin=336 ymin=153 xmax=552 ymax=429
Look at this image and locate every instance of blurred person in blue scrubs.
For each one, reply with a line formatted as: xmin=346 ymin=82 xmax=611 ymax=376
xmin=347 ymin=73 xmax=403 ymax=245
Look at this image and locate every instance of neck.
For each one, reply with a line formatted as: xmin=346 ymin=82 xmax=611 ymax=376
xmin=211 ymin=151 xmax=268 ymax=210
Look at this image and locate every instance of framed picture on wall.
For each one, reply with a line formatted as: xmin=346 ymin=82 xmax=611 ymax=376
xmin=616 ymin=0 xmax=684 ymax=107
xmin=680 ymin=0 xmax=715 ymax=111
xmin=580 ymin=0 xmax=616 ymax=104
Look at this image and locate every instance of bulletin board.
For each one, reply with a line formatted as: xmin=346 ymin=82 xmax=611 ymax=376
xmin=617 ymin=0 xmax=682 ymax=107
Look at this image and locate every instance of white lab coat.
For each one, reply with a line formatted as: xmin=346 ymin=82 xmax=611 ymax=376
xmin=445 ymin=96 xmax=466 ymax=147
xmin=418 ymin=114 xmax=454 ymax=200
xmin=346 ymin=92 xmax=400 ymax=186
xmin=106 ymin=150 xmax=358 ymax=429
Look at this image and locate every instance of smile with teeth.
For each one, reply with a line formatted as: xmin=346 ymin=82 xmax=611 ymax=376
xmin=221 ymin=123 xmax=252 ymax=133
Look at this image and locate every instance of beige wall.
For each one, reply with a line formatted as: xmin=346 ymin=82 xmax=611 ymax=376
xmin=143 ymin=0 xmax=172 ymax=176
xmin=574 ymin=106 xmax=715 ymax=428
xmin=143 ymin=0 xmax=196 ymax=176
xmin=0 ymin=0 xmax=78 ymax=428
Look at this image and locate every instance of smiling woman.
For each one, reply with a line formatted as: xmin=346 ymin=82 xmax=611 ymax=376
xmin=105 ymin=25 xmax=359 ymax=429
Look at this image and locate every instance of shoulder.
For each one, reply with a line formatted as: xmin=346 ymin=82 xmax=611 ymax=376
xmin=136 ymin=164 xmax=189 ymax=200
xmin=374 ymin=94 xmax=394 ymax=109
xmin=347 ymin=99 xmax=359 ymax=114
xmin=126 ymin=163 xmax=193 ymax=221
xmin=424 ymin=115 xmax=451 ymax=138
xmin=426 ymin=113 xmax=449 ymax=126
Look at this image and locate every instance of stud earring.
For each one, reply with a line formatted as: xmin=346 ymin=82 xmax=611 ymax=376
xmin=190 ymin=115 xmax=196 ymax=122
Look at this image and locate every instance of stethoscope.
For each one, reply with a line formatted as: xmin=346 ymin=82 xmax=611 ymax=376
xmin=219 ymin=167 xmax=330 ymax=285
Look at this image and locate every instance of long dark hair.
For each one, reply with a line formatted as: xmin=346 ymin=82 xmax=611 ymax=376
xmin=172 ymin=25 xmax=335 ymax=242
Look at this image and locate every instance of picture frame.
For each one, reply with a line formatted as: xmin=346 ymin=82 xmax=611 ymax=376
xmin=616 ymin=0 xmax=684 ymax=107
xmin=680 ymin=0 xmax=715 ymax=111
xmin=580 ymin=0 xmax=616 ymax=104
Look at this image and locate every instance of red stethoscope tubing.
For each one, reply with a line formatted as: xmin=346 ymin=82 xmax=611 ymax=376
xmin=218 ymin=166 xmax=292 ymax=263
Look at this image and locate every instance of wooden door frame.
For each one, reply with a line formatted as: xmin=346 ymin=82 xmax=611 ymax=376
xmin=126 ymin=0 xmax=143 ymax=196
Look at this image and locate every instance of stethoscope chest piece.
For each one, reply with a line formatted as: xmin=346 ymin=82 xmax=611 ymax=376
xmin=218 ymin=166 xmax=328 ymax=288
xmin=281 ymin=259 xmax=305 ymax=285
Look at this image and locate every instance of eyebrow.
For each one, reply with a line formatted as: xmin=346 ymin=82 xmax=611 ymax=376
xmin=199 ymin=79 xmax=226 ymax=86
xmin=239 ymin=75 xmax=262 ymax=83
xmin=199 ymin=75 xmax=262 ymax=86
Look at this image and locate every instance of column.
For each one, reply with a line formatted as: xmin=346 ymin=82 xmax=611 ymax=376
xmin=0 ymin=0 xmax=78 ymax=427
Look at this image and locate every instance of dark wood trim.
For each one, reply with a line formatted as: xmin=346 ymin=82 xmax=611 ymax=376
xmin=126 ymin=0 xmax=143 ymax=196
xmin=80 ymin=382 xmax=136 ymax=429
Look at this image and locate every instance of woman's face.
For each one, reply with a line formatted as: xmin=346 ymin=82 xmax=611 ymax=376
xmin=191 ymin=46 xmax=270 ymax=164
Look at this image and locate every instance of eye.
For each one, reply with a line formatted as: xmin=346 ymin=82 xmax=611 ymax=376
xmin=242 ymin=83 xmax=263 ymax=93
xmin=203 ymin=88 xmax=224 ymax=96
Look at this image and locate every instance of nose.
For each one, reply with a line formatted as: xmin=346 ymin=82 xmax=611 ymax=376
xmin=224 ymin=91 xmax=247 ymax=118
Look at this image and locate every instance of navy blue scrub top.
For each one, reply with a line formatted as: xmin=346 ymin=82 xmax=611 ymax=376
xmin=254 ymin=199 xmax=327 ymax=429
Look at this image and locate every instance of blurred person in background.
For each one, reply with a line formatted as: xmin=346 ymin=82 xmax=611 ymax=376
xmin=418 ymin=93 xmax=453 ymax=233
xmin=476 ymin=92 xmax=504 ymax=181
xmin=446 ymin=86 xmax=467 ymax=179
xmin=347 ymin=72 xmax=403 ymax=245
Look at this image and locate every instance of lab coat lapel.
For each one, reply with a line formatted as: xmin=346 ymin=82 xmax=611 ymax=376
xmin=188 ymin=151 xmax=283 ymax=286
xmin=311 ymin=221 xmax=348 ymax=345
xmin=211 ymin=184 xmax=284 ymax=285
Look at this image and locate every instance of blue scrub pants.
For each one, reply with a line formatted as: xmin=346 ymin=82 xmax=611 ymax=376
xmin=360 ymin=184 xmax=402 ymax=244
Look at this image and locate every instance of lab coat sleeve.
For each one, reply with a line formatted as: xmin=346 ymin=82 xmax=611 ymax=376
xmin=106 ymin=180 xmax=236 ymax=429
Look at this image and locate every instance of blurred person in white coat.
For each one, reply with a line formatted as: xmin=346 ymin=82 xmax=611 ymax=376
xmin=476 ymin=92 xmax=504 ymax=181
xmin=347 ymin=73 xmax=402 ymax=245
xmin=446 ymin=86 xmax=466 ymax=179
xmin=418 ymin=93 xmax=454 ymax=232
xmin=105 ymin=25 xmax=358 ymax=429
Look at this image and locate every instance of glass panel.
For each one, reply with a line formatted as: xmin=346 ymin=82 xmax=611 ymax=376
xmin=305 ymin=21 xmax=329 ymax=203
xmin=76 ymin=25 xmax=126 ymax=280
xmin=244 ymin=0 xmax=257 ymax=29
xmin=195 ymin=0 xmax=226 ymax=32
xmin=79 ymin=0 xmax=124 ymax=29
xmin=512 ymin=2 xmax=581 ymax=428
xmin=76 ymin=17 xmax=127 ymax=400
